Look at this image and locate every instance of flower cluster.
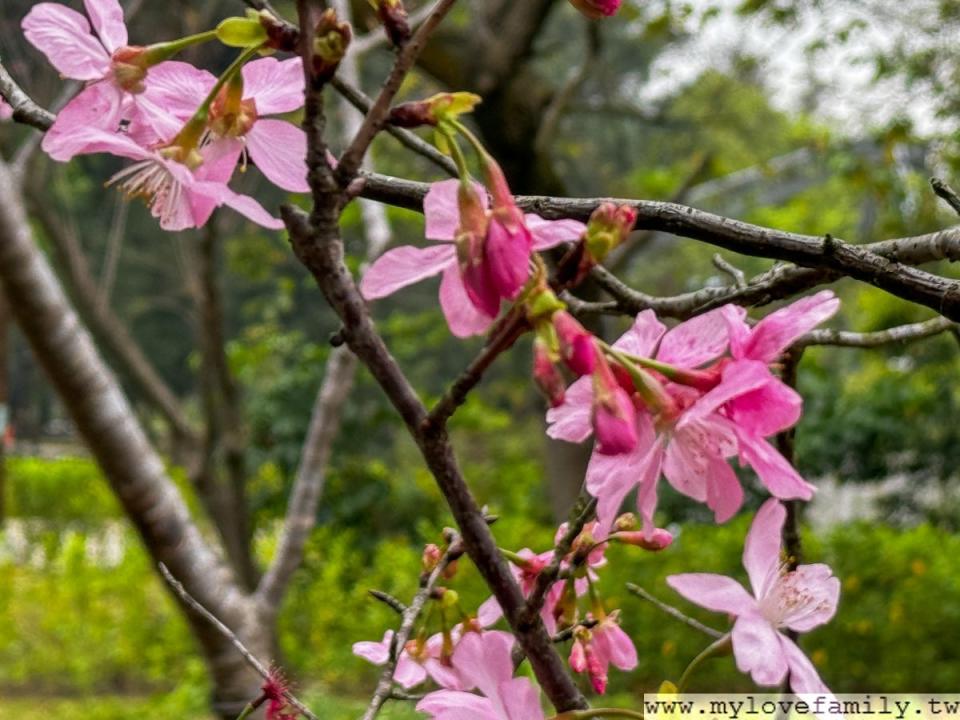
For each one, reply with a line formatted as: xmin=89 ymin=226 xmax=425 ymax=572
xmin=546 ymin=291 xmax=839 ymax=535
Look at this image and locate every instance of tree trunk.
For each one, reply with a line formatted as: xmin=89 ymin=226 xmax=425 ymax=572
xmin=0 ymin=157 xmax=271 ymax=718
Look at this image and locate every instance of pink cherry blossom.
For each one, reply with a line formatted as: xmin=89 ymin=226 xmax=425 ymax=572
xmin=70 ymin=127 xmax=281 ymax=231
xmin=569 ymin=611 xmax=637 ymax=694
xmin=360 ymin=179 xmax=585 ymax=337
xmin=547 ymin=302 xmax=828 ymax=534
xmin=353 ymin=629 xmax=465 ymax=690
xmin=0 ymin=98 xmax=12 ymax=121
xmin=23 ymin=0 xmax=181 ymax=160
xmin=667 ymin=499 xmax=840 ymax=692
xmin=416 ymin=631 xmax=545 ymax=720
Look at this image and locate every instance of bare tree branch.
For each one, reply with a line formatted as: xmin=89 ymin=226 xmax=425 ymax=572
xmin=0 ymin=62 xmax=55 ymax=130
xmin=625 ymin=584 xmax=724 ymax=639
xmin=795 ymin=316 xmax=955 ymax=349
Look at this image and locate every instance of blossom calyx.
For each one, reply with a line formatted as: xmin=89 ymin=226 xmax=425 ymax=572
xmin=553 ymin=311 xmax=597 ymax=376
xmin=388 ymin=92 xmax=482 ymax=129
xmin=216 ymin=13 xmax=269 ymax=48
xmin=585 ymin=202 xmax=637 ymax=262
xmin=533 ymin=337 xmax=566 ymax=408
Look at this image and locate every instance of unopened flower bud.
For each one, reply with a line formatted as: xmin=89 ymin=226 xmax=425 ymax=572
xmin=533 ymin=337 xmax=566 ymax=408
xmin=592 ymin=356 xmax=639 ymax=455
xmin=312 ymin=9 xmax=352 ymax=82
xmin=374 ymin=0 xmax=411 ymax=47
xmin=439 ymin=588 xmax=460 ymax=609
xmin=568 ymin=0 xmax=623 ymax=19
xmin=569 ymin=636 xmax=587 ymax=673
xmin=388 ymin=92 xmax=482 ymax=128
xmin=259 ymin=10 xmax=299 ymax=52
xmin=422 ymin=543 xmax=442 ymax=572
xmin=554 ymin=311 xmax=597 ymax=376
xmin=585 ymin=202 xmax=637 ymax=262
xmin=612 ymin=528 xmax=674 ymax=551
xmin=216 ymin=14 xmax=269 ymax=47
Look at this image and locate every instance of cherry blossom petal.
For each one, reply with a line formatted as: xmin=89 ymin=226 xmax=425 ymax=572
xmin=140 ymin=61 xmax=215 ymax=123
xmin=190 ymin=139 xmax=244 ymax=228
xmin=776 ymin=563 xmax=840 ymax=633
xmin=526 ymin=215 xmax=586 ymax=250
xmin=439 ymin=264 xmax=496 ymax=338
xmin=546 ymin=376 xmax=594 ymax=443
xmin=736 ymin=430 xmax=815 ymax=501
xmin=587 ymin=417 xmax=659 ymax=533
xmin=485 ymin=217 xmax=532 ymax=299
xmin=592 ymin=623 xmax=638 ymax=671
xmin=40 ymin=82 xmax=125 ymax=161
xmin=477 ymin=596 xmax=503 ymax=627
xmin=246 ymin=119 xmax=309 ymax=192
xmin=191 ymin=181 xmax=284 ymax=230
xmin=658 ymin=307 xmax=730 ymax=368
xmin=452 ymin=631 xmax=514 ymax=699
xmin=352 ymin=631 xmax=392 ymax=665
xmin=741 ymin=291 xmax=840 ymax=363
xmin=680 ymin=360 xmax=774 ymax=425
xmin=394 ymin=654 xmax=429 ymax=688
xmin=424 ymin=179 xmax=487 ymax=240
xmin=424 ymin=658 xmax=466 ymax=691
xmin=667 ymin=573 xmax=757 ymax=615
xmin=417 ymin=690 xmax=497 ymax=720
xmin=780 ymin=634 xmax=834 ymax=696
xmin=241 ymin=57 xmax=305 ymax=115
xmin=22 ymin=3 xmax=111 ymax=80
xmin=721 ymin=304 xmax=751 ymax=358
xmin=731 ymin=612 xmax=789 ymax=686
xmin=743 ymin=499 xmax=785 ymax=602
xmin=614 ymin=310 xmax=667 ymax=358
xmin=500 ymin=677 xmax=545 ymax=720
xmin=359 ymin=245 xmax=455 ymax=300
xmin=84 ymin=0 xmax=127 ymax=52
xmin=704 ymin=452 xmax=744 ymax=523
xmin=727 ymin=379 xmax=802 ymax=438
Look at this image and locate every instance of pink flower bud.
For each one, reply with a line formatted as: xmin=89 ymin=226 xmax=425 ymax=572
xmin=613 ymin=528 xmax=674 ymax=551
xmin=569 ymin=637 xmax=588 ymax=673
xmin=422 ymin=543 xmax=442 ymax=572
xmin=486 ymin=212 xmax=534 ymax=300
xmin=554 ymin=311 xmax=597 ymax=376
xmin=533 ymin=338 xmax=566 ymax=408
xmin=375 ymin=0 xmax=411 ymax=47
xmin=586 ymin=642 xmax=608 ymax=694
xmin=585 ymin=202 xmax=637 ymax=262
xmin=568 ymin=0 xmax=622 ymax=18
xmin=592 ymin=357 xmax=639 ymax=455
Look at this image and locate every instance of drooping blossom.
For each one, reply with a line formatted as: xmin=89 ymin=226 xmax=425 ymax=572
xmin=547 ymin=296 xmax=838 ymax=534
xmin=568 ymin=0 xmax=622 ymax=18
xmin=22 ymin=0 xmax=180 ymax=160
xmin=69 ymin=127 xmax=281 ymax=230
xmin=416 ymin=631 xmax=545 ymax=720
xmin=569 ymin=611 xmax=637 ymax=694
xmin=353 ymin=629 xmax=465 ymax=690
xmin=667 ymin=499 xmax=840 ymax=693
xmin=145 ymin=57 xmax=309 ymax=193
xmin=360 ymin=179 xmax=585 ymax=337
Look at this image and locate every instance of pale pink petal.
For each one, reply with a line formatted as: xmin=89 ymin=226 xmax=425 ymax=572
xmin=189 ymin=139 xmax=244 ymax=228
xmin=500 ymin=677 xmax=545 ymax=720
xmin=721 ymin=304 xmax=751 ymax=359
xmin=592 ymin=623 xmax=637 ymax=671
xmin=741 ymin=291 xmax=839 ymax=363
xmin=246 ymin=119 xmax=309 ymax=192
xmin=666 ymin=573 xmax=757 ymax=615
xmin=241 ymin=57 xmax=305 ymax=115
xmin=663 ymin=417 xmax=738 ymax=504
xmin=477 ymin=596 xmax=503 ymax=627
xmin=22 ymin=3 xmax=110 ymax=80
xmin=614 ymin=310 xmax=667 ymax=358
xmin=439 ymin=264 xmax=496 ymax=338
xmin=84 ymin=0 xmax=127 ymax=52
xmin=743 ymin=498 xmax=785 ymax=602
xmin=736 ymin=430 xmax=815 ymax=501
xmin=40 ymin=82 xmax=125 ymax=161
xmin=451 ymin=631 xmax=514 ymax=700
xmin=424 ymin=179 xmax=487 ymax=240
xmin=359 ymin=245 xmax=455 ymax=300
xmin=731 ymin=612 xmax=789 ymax=686
xmin=526 ymin=214 xmax=586 ymax=250
xmin=352 ymin=631 xmax=392 ymax=665
xmin=394 ymin=654 xmax=429 ymax=688
xmin=704 ymin=453 xmax=743 ymax=523
xmin=658 ymin=307 xmax=730 ymax=368
xmin=424 ymin=658 xmax=466 ymax=691
xmin=636 ymin=442 xmax=665 ymax=536
xmin=780 ymin=634 xmax=834 ymax=696
xmin=546 ymin=376 xmax=594 ymax=443
xmin=726 ymin=379 xmax=802 ymax=438
xmin=417 ymin=690 xmax=496 ymax=720
xmin=191 ymin=181 xmax=284 ymax=230
xmin=139 ymin=61 xmax=215 ymax=122
xmin=587 ymin=445 xmax=644 ymax=535
xmin=593 ymin=386 xmax=639 ymax=455
xmin=776 ymin=564 xmax=840 ymax=633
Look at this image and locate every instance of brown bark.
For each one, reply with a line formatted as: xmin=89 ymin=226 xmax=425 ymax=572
xmin=0 ymin=157 xmax=269 ymax=719
xmin=0 ymin=294 xmax=8 ymax=526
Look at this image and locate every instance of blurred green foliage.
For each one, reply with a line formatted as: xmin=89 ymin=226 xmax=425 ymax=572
xmin=4 ymin=458 xmax=960 ymax=711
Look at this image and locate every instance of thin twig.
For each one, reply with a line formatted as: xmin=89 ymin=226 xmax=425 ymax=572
xmin=795 ymin=316 xmax=955 ymax=349
xmin=361 ymin=535 xmax=463 ymax=720
xmin=352 ymin=2 xmax=439 ymax=55
xmin=625 ymin=583 xmax=724 ymax=639
xmin=369 ymin=589 xmax=408 ymax=615
xmin=931 ymin=177 xmax=960 ymax=218
xmin=712 ymin=253 xmax=747 ymax=288
xmin=158 ymin=563 xmax=320 ymax=720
